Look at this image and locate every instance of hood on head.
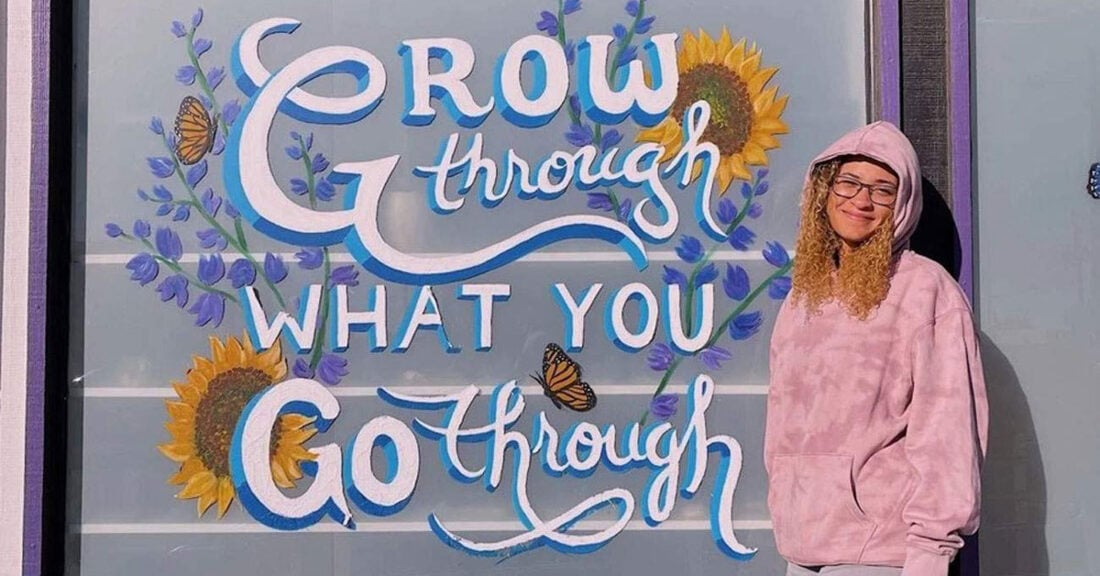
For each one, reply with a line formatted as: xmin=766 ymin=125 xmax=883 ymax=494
xmin=803 ymin=121 xmax=923 ymax=255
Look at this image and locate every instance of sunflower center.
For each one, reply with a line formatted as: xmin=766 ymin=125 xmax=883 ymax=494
xmin=194 ymin=367 xmax=279 ymax=476
xmin=671 ymin=63 xmax=754 ymax=156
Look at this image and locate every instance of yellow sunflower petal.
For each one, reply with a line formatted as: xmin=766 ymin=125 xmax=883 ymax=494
xmin=729 ymin=154 xmax=753 ymax=181
xmin=279 ymin=427 xmax=318 ymax=448
xmin=167 ymin=457 xmax=206 ymax=485
xmin=716 ymin=158 xmax=735 ymax=194
xmin=197 ymin=487 xmax=217 ymax=517
xmin=680 ymin=31 xmax=700 ymax=71
xmin=752 ymin=132 xmax=782 ymax=149
xmin=224 ymin=337 xmax=246 ymax=367
xmin=740 ymin=51 xmax=762 ymax=79
xmin=165 ymin=420 xmax=193 ymax=443
xmin=280 ymin=413 xmax=316 ymax=431
xmin=747 ymin=67 xmax=779 ymax=97
xmin=767 ymin=94 xmax=790 ymax=119
xmin=191 ymin=356 xmax=217 ymax=381
xmin=209 ymin=335 xmax=228 ymax=365
xmin=158 ymin=442 xmax=195 ymax=463
xmin=690 ymin=161 xmax=703 ymax=182
xmin=716 ymin=28 xmax=733 ymax=61
xmin=285 ymin=444 xmax=316 ymax=461
xmin=271 ymin=459 xmax=293 ymax=489
xmin=697 ymin=29 xmax=717 ymax=63
xmin=186 ymin=369 xmax=210 ymax=394
xmin=165 ymin=400 xmax=194 ymax=422
xmin=177 ymin=470 xmax=218 ymax=499
xmin=216 ymin=476 xmax=235 ymax=518
xmin=658 ymin=125 xmax=684 ymax=163
xmin=754 ymin=86 xmax=779 ymax=115
xmin=172 ymin=382 xmax=201 ymax=407
xmin=755 ymin=117 xmax=788 ymax=134
xmin=279 ymin=455 xmax=304 ymax=481
xmin=743 ymin=141 xmax=769 ymax=165
xmin=724 ymin=38 xmax=747 ymax=69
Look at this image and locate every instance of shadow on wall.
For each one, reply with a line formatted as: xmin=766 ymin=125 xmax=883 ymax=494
xmin=976 ymin=336 xmax=1049 ymax=576
xmin=910 ymin=177 xmax=1049 ymax=576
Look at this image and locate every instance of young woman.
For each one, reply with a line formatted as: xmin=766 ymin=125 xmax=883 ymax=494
xmin=764 ymin=122 xmax=989 ymax=576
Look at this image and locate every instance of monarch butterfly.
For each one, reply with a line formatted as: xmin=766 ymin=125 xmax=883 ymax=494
xmin=530 ymin=343 xmax=597 ymax=412
xmin=174 ymin=95 xmax=217 ymax=165
xmin=1088 ymin=163 xmax=1100 ymax=199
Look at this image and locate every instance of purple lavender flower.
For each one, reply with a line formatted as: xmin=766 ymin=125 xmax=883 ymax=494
xmin=191 ymin=8 xmax=203 ymax=28
xmin=189 ymin=292 xmax=225 ymax=327
xmin=729 ymin=311 xmax=763 ymax=340
xmin=568 ymin=94 xmax=581 ymax=118
xmin=175 ymin=65 xmax=197 ymax=86
xmin=316 ymin=177 xmax=336 ymax=201
xmin=152 ymin=184 xmax=173 ymax=201
xmin=535 ymin=11 xmax=559 ymax=36
xmin=228 ymin=258 xmax=256 ymax=288
xmin=740 ymin=181 xmax=754 ymax=200
xmin=563 ymin=0 xmax=582 ymax=14
xmin=304 ymin=133 xmax=314 ymax=151
xmin=625 ymin=0 xmax=639 ymax=17
xmin=697 ymin=262 xmax=718 ymax=284
xmin=264 ymin=253 xmax=288 ymax=283
xmin=192 ymin=37 xmax=212 ymax=57
xmin=331 ymin=265 xmax=359 ymax=287
xmin=316 ymin=354 xmax=349 ymax=385
xmin=197 ymin=254 xmax=225 ymax=285
xmin=675 ymin=235 xmax=704 ymax=263
xmin=717 ymin=198 xmax=737 ymax=225
xmin=170 ymin=20 xmax=187 ymax=38
xmin=200 ymin=188 xmax=221 ymax=216
xmin=105 ymin=223 xmax=123 ymax=238
xmin=635 ymin=15 xmax=656 ymax=34
xmin=617 ymin=45 xmax=638 ymax=67
xmin=617 ymin=197 xmax=633 ymax=221
xmin=172 ymin=204 xmax=190 ymax=222
xmin=586 ymin=191 xmax=614 ymax=211
xmin=185 ymin=160 xmax=208 ymax=188
xmin=763 ymin=241 xmax=790 ymax=268
xmin=222 ymin=100 xmax=241 ymax=126
xmin=649 ymin=394 xmax=678 ymax=421
xmin=723 ymin=264 xmax=750 ymax=300
xmin=295 ymin=247 xmax=324 ymax=270
xmin=196 ymin=228 xmax=226 ymax=251
xmin=613 ymin=23 xmax=628 ymax=40
xmin=133 ymin=219 xmax=151 ymax=238
xmin=699 ymin=346 xmax=732 ymax=370
xmin=289 ymin=178 xmax=309 ymax=196
xmin=126 ymin=253 xmax=159 ymax=286
xmin=747 ymin=202 xmax=763 ymax=219
xmin=565 ymin=123 xmax=594 ymax=147
xmin=662 ymin=265 xmax=687 ymax=287
xmin=155 ymin=204 xmax=173 ymax=217
xmin=206 ymin=67 xmax=225 ymax=91
xmin=155 ymin=227 xmax=183 ymax=261
xmin=155 ymin=275 xmax=188 ymax=308
xmin=149 ymin=117 xmax=164 ymax=135
xmin=768 ymin=276 xmax=792 ymax=300
xmin=285 ymin=145 xmax=303 ymax=160
xmin=646 ymin=343 xmax=674 ymax=371
xmin=600 ymin=129 xmax=623 ymax=150
xmin=137 ymin=188 xmax=150 ymax=201
xmin=224 ymin=201 xmax=240 ymax=219
xmin=292 ymin=358 xmax=315 ymax=379
xmin=754 ymin=180 xmax=770 ymax=197
xmin=727 ymin=226 xmax=756 ymax=250
xmin=310 ymin=154 xmax=330 ymax=175
xmin=564 ymin=40 xmax=576 ymax=64
xmin=147 ymin=157 xmax=175 ymax=179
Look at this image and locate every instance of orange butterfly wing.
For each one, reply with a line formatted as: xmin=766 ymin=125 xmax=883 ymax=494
xmin=535 ymin=344 xmax=597 ymax=412
xmin=174 ymin=96 xmax=216 ymax=165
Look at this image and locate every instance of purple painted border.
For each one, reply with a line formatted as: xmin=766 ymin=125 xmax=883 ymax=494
xmin=878 ymin=0 xmax=901 ymax=126
xmin=23 ymin=0 xmax=51 ymax=574
xmin=950 ymin=0 xmax=974 ymax=301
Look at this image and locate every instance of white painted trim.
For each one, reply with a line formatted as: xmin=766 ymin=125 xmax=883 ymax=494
xmin=76 ymin=383 xmax=770 ymax=398
xmin=82 ymin=249 xmax=791 ymax=265
xmin=76 ymin=519 xmax=773 ymax=534
xmin=0 ymin=0 xmax=34 ymax=573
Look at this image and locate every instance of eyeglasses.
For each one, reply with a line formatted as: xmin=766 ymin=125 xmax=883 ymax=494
xmin=831 ymin=175 xmax=898 ymax=207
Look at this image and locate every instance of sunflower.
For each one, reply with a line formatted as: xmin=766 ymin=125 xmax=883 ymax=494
xmin=157 ymin=335 xmax=317 ymax=518
xmin=637 ymin=28 xmax=789 ymax=193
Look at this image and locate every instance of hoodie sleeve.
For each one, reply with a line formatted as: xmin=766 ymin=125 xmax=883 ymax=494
xmin=901 ymin=307 xmax=990 ymax=576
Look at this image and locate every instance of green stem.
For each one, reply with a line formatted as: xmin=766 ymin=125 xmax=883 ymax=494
xmin=161 ymin=136 xmax=287 ymax=309
xmin=554 ymin=0 xmax=581 ymax=127
xmin=598 ymin=0 xmax=647 ymax=144
xmin=684 ymin=187 xmax=757 ymax=327
xmin=185 ymin=28 xmax=229 ymax=136
xmin=309 ymin=248 xmax=332 ymax=369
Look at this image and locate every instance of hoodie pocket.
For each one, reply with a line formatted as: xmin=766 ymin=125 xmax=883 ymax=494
xmin=768 ymin=453 xmax=877 ymax=562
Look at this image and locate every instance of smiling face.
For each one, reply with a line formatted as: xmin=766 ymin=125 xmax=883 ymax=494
xmin=825 ymin=158 xmax=898 ymax=250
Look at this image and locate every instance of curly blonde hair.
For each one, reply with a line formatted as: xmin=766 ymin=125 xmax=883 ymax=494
xmin=789 ymin=158 xmax=895 ymax=320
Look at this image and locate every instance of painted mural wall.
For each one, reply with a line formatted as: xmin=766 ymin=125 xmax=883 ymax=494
xmin=71 ymin=1 xmax=868 ymax=574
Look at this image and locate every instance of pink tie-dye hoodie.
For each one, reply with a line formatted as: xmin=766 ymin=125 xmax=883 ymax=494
xmin=764 ymin=122 xmax=989 ymax=575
